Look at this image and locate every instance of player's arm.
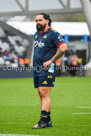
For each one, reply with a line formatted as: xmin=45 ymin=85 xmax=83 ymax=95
xmin=43 ymin=43 xmax=67 ymax=68
xmin=51 ymin=43 xmax=67 ymax=63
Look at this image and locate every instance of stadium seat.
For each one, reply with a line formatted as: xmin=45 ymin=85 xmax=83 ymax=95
xmin=0 ymin=57 xmax=5 ymax=66
xmin=0 ymin=26 xmax=30 ymax=68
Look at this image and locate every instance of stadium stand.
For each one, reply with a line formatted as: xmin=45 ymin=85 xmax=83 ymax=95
xmin=0 ymin=21 xmax=33 ymax=68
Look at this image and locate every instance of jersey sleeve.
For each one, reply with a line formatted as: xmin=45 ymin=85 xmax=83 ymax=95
xmin=53 ymin=32 xmax=66 ymax=47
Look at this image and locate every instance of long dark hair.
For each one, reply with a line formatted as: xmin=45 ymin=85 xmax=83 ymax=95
xmin=38 ymin=13 xmax=52 ymax=26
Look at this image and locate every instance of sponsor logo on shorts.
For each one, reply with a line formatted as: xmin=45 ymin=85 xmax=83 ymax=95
xmin=42 ymin=80 xmax=48 ymax=84
xmin=48 ymin=75 xmax=53 ymax=79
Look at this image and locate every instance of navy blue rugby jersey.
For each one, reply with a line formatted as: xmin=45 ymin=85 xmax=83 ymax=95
xmin=33 ymin=28 xmax=65 ymax=71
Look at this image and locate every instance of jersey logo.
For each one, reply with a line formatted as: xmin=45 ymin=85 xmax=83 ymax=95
xmin=35 ymin=35 xmax=37 ymax=38
xmin=42 ymin=80 xmax=48 ymax=85
xmin=34 ymin=41 xmax=44 ymax=48
xmin=58 ymin=35 xmax=64 ymax=41
xmin=43 ymin=35 xmax=47 ymax=38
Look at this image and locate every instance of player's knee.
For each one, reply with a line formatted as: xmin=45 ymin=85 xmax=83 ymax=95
xmin=40 ymin=91 xmax=47 ymax=97
xmin=39 ymin=88 xmax=49 ymax=97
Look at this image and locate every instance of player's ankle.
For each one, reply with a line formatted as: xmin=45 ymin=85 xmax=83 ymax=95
xmin=47 ymin=111 xmax=51 ymax=122
xmin=40 ymin=110 xmax=48 ymax=123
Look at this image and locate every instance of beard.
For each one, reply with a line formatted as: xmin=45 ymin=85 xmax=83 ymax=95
xmin=36 ymin=24 xmax=46 ymax=31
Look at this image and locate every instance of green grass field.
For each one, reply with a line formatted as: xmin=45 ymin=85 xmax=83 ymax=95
xmin=0 ymin=77 xmax=91 ymax=136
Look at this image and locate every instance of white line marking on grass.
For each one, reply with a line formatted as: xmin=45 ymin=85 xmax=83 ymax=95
xmin=76 ymin=125 xmax=91 ymax=127
xmin=0 ymin=134 xmax=40 ymax=136
xmin=76 ymin=106 xmax=91 ymax=109
xmin=72 ymin=113 xmax=91 ymax=115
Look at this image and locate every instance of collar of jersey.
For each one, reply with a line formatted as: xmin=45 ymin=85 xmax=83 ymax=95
xmin=39 ymin=27 xmax=51 ymax=36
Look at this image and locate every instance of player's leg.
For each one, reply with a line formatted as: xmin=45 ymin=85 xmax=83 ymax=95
xmin=39 ymin=86 xmax=51 ymax=111
xmin=38 ymin=86 xmax=52 ymax=127
xmin=32 ymin=87 xmax=48 ymax=129
xmin=37 ymin=87 xmax=42 ymax=107
xmin=39 ymin=75 xmax=55 ymax=127
xmin=33 ymin=87 xmax=51 ymax=128
xmin=37 ymin=86 xmax=52 ymax=126
xmin=32 ymin=76 xmax=45 ymax=129
xmin=32 ymin=75 xmax=54 ymax=129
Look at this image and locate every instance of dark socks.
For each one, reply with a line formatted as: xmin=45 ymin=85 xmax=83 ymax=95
xmin=47 ymin=112 xmax=51 ymax=122
xmin=40 ymin=111 xmax=51 ymax=123
xmin=40 ymin=110 xmax=48 ymax=123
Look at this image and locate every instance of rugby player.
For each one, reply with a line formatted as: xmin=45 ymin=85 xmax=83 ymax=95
xmin=32 ymin=13 xmax=67 ymax=129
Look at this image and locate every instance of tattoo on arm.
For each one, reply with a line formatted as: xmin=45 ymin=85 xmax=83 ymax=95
xmin=51 ymin=48 xmax=64 ymax=63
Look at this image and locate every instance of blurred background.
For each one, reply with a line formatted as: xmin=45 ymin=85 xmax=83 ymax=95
xmin=0 ymin=0 xmax=91 ymax=78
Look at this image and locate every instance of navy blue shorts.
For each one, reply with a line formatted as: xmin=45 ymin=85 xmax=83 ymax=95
xmin=33 ymin=75 xmax=55 ymax=88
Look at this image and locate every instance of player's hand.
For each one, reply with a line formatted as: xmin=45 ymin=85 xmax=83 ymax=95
xmin=43 ymin=60 xmax=52 ymax=68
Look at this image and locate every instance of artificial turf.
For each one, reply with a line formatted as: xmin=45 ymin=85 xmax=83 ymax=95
xmin=0 ymin=77 xmax=91 ymax=136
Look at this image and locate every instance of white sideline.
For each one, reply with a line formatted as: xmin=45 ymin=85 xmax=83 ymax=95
xmin=72 ymin=113 xmax=91 ymax=115
xmin=0 ymin=134 xmax=39 ymax=136
xmin=76 ymin=106 xmax=91 ymax=108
